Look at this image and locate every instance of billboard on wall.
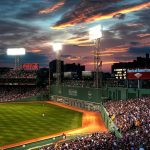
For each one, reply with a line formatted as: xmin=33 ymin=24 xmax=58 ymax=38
xmin=22 ymin=63 xmax=39 ymax=70
xmin=127 ymin=69 xmax=150 ymax=80
xmin=82 ymin=71 xmax=93 ymax=78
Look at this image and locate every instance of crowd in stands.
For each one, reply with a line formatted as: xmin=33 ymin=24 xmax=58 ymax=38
xmin=0 ymin=86 xmax=46 ymax=102
xmin=40 ymin=131 xmax=149 ymax=150
xmin=0 ymin=78 xmax=36 ymax=85
xmin=0 ymin=70 xmax=37 ymax=85
xmin=104 ymin=97 xmax=149 ymax=134
xmin=39 ymin=97 xmax=150 ymax=150
xmin=0 ymin=70 xmax=37 ymax=79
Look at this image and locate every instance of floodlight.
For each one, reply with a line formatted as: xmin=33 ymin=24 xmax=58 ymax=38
xmin=7 ymin=48 xmax=26 ymax=55
xmin=51 ymin=43 xmax=62 ymax=53
xmin=89 ymin=25 xmax=102 ymax=40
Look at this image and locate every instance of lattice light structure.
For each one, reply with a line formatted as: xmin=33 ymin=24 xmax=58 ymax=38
xmin=51 ymin=43 xmax=62 ymax=85
xmin=7 ymin=48 xmax=26 ymax=70
xmin=89 ymin=25 xmax=103 ymax=88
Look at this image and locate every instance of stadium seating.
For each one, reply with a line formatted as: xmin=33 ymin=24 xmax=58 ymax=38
xmin=0 ymin=86 xmax=46 ymax=102
xmin=0 ymin=70 xmax=37 ymax=79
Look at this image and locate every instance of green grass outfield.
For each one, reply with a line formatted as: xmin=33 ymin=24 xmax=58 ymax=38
xmin=0 ymin=102 xmax=82 ymax=146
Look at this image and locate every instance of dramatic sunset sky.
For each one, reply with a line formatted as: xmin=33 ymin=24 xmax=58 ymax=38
xmin=0 ymin=0 xmax=150 ymax=72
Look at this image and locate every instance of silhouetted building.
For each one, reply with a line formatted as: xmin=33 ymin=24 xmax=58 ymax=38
xmin=49 ymin=59 xmax=64 ymax=73
xmin=64 ymin=63 xmax=85 ymax=79
xmin=64 ymin=63 xmax=85 ymax=72
xmin=49 ymin=60 xmax=85 ymax=80
xmin=0 ymin=67 xmax=12 ymax=73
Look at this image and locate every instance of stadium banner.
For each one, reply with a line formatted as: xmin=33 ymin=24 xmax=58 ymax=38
xmin=22 ymin=63 xmax=39 ymax=70
xmin=127 ymin=69 xmax=150 ymax=80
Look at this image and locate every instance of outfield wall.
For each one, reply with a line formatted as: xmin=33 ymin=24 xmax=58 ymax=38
xmin=50 ymin=85 xmax=107 ymax=103
xmin=15 ymin=92 xmax=48 ymax=102
xmin=51 ymin=95 xmax=101 ymax=111
xmin=50 ymin=85 xmax=150 ymax=101
xmin=107 ymin=87 xmax=150 ymax=100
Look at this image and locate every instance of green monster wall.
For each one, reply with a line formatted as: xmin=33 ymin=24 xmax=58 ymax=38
xmin=50 ymin=85 xmax=150 ymax=102
xmin=107 ymin=87 xmax=150 ymax=100
xmin=50 ymin=85 xmax=107 ymax=103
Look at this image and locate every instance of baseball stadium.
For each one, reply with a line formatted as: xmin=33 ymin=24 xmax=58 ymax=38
xmin=0 ymin=52 xmax=150 ymax=150
xmin=0 ymin=0 xmax=150 ymax=149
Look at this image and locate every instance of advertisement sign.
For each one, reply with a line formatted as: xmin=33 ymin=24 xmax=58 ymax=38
xmin=22 ymin=63 xmax=39 ymax=70
xmin=82 ymin=71 xmax=93 ymax=78
xmin=68 ymin=89 xmax=77 ymax=97
xmin=127 ymin=69 xmax=150 ymax=80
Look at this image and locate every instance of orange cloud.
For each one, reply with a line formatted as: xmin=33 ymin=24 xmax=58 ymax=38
xmin=104 ymin=45 xmax=129 ymax=53
xmin=66 ymin=36 xmax=90 ymax=45
xmin=39 ymin=1 xmax=65 ymax=14
xmin=84 ymin=61 xmax=118 ymax=66
xmin=127 ymin=23 xmax=143 ymax=27
xmin=137 ymin=33 xmax=150 ymax=38
xmin=102 ymin=61 xmax=119 ymax=65
xmin=31 ymin=49 xmax=41 ymax=53
xmin=95 ymin=53 xmax=113 ymax=57
xmin=138 ymin=37 xmax=150 ymax=47
xmin=66 ymin=56 xmax=81 ymax=61
xmin=52 ymin=2 xmax=150 ymax=29
xmin=78 ymin=43 xmax=94 ymax=47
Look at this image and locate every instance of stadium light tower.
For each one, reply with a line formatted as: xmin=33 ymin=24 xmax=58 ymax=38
xmin=52 ymin=43 xmax=63 ymax=85
xmin=89 ymin=25 xmax=103 ymax=88
xmin=6 ymin=48 xmax=26 ymax=70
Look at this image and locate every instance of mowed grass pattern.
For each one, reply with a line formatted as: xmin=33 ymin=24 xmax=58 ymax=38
xmin=0 ymin=102 xmax=82 ymax=146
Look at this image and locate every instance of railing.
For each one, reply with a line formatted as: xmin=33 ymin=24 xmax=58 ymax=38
xmin=100 ymin=103 xmax=122 ymax=138
xmin=6 ymin=135 xmax=63 ymax=150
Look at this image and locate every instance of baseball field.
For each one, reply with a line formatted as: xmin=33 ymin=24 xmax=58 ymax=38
xmin=0 ymin=102 xmax=82 ymax=146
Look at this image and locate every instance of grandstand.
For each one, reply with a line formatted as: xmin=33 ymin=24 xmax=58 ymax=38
xmin=0 ymin=65 xmax=150 ymax=150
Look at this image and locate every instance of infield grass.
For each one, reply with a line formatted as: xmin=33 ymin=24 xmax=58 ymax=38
xmin=0 ymin=102 xmax=82 ymax=146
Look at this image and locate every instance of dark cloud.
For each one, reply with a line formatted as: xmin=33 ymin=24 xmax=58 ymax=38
xmin=134 ymin=8 xmax=150 ymax=32
xmin=113 ymin=13 xmax=126 ymax=20
xmin=16 ymin=5 xmax=54 ymax=21
xmin=53 ymin=0 xmax=121 ymax=28
xmin=0 ymin=19 xmax=50 ymax=51
xmin=128 ymin=46 xmax=150 ymax=54
xmin=23 ymin=52 xmax=49 ymax=66
xmin=0 ymin=54 xmax=15 ymax=67
xmin=52 ymin=0 xmax=150 ymax=29
xmin=61 ymin=54 xmax=71 ymax=58
xmin=61 ymin=54 xmax=80 ymax=61
xmin=0 ymin=52 xmax=49 ymax=68
xmin=82 ymin=56 xmax=92 ymax=60
xmin=130 ymin=41 xmax=140 ymax=46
